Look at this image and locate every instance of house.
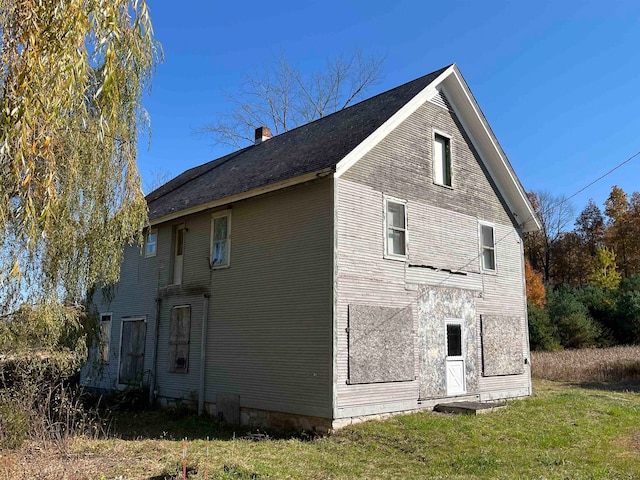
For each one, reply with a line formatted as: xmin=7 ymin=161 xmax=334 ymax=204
xmin=82 ymin=64 xmax=541 ymax=431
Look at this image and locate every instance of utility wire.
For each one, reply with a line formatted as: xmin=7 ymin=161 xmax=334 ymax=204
xmin=564 ymin=149 xmax=640 ymax=204
xmin=349 ymin=146 xmax=640 ymax=346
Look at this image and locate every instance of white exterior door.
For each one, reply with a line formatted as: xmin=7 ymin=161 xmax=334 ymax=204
xmin=445 ymin=320 xmax=466 ymax=396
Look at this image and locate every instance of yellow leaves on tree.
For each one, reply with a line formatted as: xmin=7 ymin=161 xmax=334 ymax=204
xmin=525 ymin=259 xmax=546 ymax=308
xmin=0 ymin=0 xmax=161 ymax=309
xmin=588 ymin=247 xmax=621 ymax=290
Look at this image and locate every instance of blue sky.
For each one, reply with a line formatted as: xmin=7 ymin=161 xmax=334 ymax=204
xmin=138 ymin=1 xmax=640 ymax=217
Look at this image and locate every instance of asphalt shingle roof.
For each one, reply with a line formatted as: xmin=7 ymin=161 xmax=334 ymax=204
xmin=146 ymin=65 xmax=450 ymax=220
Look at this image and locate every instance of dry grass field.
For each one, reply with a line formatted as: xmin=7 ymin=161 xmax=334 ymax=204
xmin=1 ymin=347 xmax=639 ymax=479
xmin=531 ymin=345 xmax=640 ymax=383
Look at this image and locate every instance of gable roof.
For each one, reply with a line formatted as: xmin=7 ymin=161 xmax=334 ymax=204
xmin=147 ymin=64 xmax=540 ymax=232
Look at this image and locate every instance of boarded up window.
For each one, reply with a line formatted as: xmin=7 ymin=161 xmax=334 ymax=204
xmin=481 ymin=315 xmax=524 ymax=376
xmin=119 ymin=318 xmax=146 ymax=385
xmin=99 ymin=313 xmax=112 ymax=363
xmin=348 ymin=305 xmax=414 ymax=384
xmin=169 ymin=306 xmax=191 ymax=373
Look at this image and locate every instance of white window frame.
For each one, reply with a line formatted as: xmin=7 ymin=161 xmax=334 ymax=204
xmin=432 ymin=129 xmax=453 ymax=188
xmin=445 ymin=318 xmax=466 ymax=395
xmin=383 ymin=195 xmax=408 ymax=260
xmin=99 ymin=312 xmax=112 ymax=363
xmin=479 ymin=221 xmax=497 ymax=273
xmin=445 ymin=318 xmax=465 ymax=361
xmin=210 ymin=210 xmax=231 ymax=269
xmin=117 ymin=315 xmax=147 ymax=387
xmin=145 ymin=229 xmax=158 ymax=257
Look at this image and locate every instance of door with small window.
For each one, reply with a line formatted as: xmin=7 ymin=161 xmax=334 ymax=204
xmin=445 ymin=320 xmax=466 ymax=396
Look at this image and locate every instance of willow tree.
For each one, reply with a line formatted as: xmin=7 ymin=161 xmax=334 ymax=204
xmin=0 ymin=0 xmax=161 ymax=316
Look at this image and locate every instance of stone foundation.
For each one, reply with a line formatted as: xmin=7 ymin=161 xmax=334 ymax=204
xmin=202 ymin=402 xmax=332 ymax=433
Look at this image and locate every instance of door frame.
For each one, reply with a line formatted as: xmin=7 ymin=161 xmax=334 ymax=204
xmin=445 ymin=318 xmax=466 ymax=396
xmin=117 ymin=316 xmax=147 ymax=387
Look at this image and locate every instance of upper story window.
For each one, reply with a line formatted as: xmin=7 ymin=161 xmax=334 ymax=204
xmin=145 ymin=229 xmax=157 ymax=257
xmin=480 ymin=223 xmax=496 ymax=272
xmin=384 ymin=196 xmax=407 ymax=259
xmin=211 ymin=211 xmax=231 ymax=268
xmin=433 ymin=132 xmax=452 ymax=187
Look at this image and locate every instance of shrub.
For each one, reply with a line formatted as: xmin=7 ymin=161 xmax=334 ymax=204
xmin=576 ymin=284 xmax=617 ymax=346
xmin=527 ymin=301 xmax=560 ymax=351
xmin=0 ymin=398 xmax=30 ymax=449
xmin=614 ymin=275 xmax=640 ymax=343
xmin=547 ymin=286 xmax=602 ymax=348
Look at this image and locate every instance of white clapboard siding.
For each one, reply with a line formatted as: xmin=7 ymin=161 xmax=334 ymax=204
xmin=335 ymin=97 xmax=531 ymax=418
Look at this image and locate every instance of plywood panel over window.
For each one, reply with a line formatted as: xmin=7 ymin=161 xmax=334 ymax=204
xmin=169 ymin=305 xmax=191 ymax=373
xmin=119 ymin=318 xmax=146 ymax=385
xmin=348 ymin=305 xmax=414 ymax=384
xmin=481 ymin=315 xmax=524 ymax=376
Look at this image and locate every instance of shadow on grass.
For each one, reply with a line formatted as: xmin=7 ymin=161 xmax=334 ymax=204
xmin=571 ymin=380 xmax=640 ymax=393
xmin=146 ymin=464 xmax=261 ymax=480
xmin=109 ymin=407 xmax=315 ymax=443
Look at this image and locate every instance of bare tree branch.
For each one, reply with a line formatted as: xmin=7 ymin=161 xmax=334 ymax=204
xmin=198 ymin=51 xmax=385 ymax=147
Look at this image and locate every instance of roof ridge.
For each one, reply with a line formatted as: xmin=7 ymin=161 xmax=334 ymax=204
xmin=146 ymin=64 xmax=452 ymax=220
xmin=259 ymin=64 xmax=452 ymax=139
xmin=145 ymin=147 xmax=251 ymax=203
xmin=147 ymin=65 xmax=451 ymax=204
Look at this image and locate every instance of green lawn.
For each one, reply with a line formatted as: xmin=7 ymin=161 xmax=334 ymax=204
xmin=4 ymin=380 xmax=640 ymax=479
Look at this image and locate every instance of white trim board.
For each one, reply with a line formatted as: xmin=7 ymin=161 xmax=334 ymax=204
xmin=334 ymin=64 xmax=540 ymax=233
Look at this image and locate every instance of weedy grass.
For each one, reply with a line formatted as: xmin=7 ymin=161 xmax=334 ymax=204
xmin=531 ymin=345 xmax=640 ymax=383
xmin=2 ymin=378 xmax=639 ymax=479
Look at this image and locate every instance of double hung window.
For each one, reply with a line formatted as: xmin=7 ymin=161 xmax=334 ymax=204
xmin=480 ymin=223 xmax=496 ymax=272
xmin=384 ymin=197 xmax=407 ymax=259
xmin=211 ymin=211 xmax=231 ymax=268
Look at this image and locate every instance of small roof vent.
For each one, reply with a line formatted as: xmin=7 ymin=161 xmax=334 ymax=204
xmin=254 ymin=126 xmax=272 ymax=145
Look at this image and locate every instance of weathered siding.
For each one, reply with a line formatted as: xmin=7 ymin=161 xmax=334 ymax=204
xmin=82 ymin=242 xmax=159 ymax=390
xmin=84 ymin=178 xmax=334 ymax=419
xmin=335 ymin=98 xmax=530 ymax=418
xmin=200 ymin=178 xmax=333 ymax=418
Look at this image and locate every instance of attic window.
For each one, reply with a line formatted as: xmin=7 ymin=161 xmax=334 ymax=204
xmin=433 ymin=133 xmax=452 ymax=187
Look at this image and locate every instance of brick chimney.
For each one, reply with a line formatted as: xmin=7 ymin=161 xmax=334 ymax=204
xmin=254 ymin=126 xmax=272 ymax=145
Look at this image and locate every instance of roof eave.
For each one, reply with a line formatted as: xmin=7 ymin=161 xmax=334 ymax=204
xmin=148 ymin=167 xmax=335 ymax=226
xmin=440 ymin=66 xmax=541 ymax=232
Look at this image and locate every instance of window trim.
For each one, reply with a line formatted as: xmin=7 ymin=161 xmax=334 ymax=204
xmin=145 ymin=229 xmax=158 ymax=257
xmin=210 ymin=210 xmax=232 ymax=269
xmin=383 ymin=195 xmax=408 ymax=261
xmin=432 ymin=129 xmax=453 ymax=188
xmin=445 ymin=318 xmax=465 ymax=361
xmin=478 ymin=221 xmax=497 ymax=273
xmin=99 ymin=312 xmax=112 ymax=363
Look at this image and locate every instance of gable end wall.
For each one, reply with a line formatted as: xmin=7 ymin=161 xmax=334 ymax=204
xmin=335 ymin=99 xmax=530 ymax=419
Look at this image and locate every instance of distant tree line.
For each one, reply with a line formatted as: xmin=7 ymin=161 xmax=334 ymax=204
xmin=525 ymin=185 xmax=640 ymax=350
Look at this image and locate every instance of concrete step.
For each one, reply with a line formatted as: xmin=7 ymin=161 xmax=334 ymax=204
xmin=434 ymin=401 xmax=507 ymax=415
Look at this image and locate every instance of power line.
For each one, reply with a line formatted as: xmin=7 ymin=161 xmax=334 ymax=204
xmin=564 ymin=149 xmax=640 ymax=204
